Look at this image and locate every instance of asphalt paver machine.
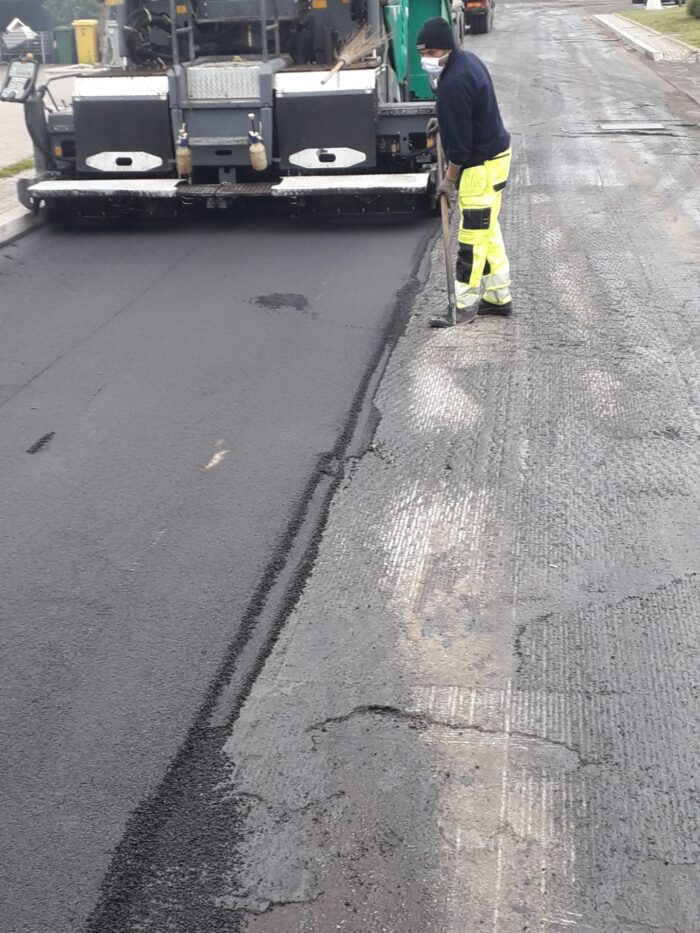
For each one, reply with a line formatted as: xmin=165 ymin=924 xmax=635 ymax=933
xmin=1 ymin=0 xmax=461 ymax=219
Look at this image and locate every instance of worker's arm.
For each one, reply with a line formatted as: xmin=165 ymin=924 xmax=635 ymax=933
xmin=436 ymin=79 xmax=475 ymax=176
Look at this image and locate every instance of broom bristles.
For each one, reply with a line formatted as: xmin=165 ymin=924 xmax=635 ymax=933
xmin=336 ymin=26 xmax=385 ymax=65
xmin=320 ymin=26 xmax=387 ymax=84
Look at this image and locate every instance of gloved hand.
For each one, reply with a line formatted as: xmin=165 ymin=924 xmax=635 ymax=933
xmin=426 ymin=117 xmax=439 ymax=137
xmin=437 ymin=176 xmax=456 ymax=201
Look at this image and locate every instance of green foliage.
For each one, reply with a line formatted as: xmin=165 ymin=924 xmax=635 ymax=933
xmin=0 ymin=158 xmax=35 ymax=179
xmin=42 ymin=0 xmax=102 ymax=27
xmin=622 ymin=7 xmax=700 ymax=46
xmin=688 ymin=0 xmax=700 ymax=20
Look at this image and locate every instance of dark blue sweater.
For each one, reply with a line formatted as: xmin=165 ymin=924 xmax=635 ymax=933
xmin=436 ymin=48 xmax=510 ymax=168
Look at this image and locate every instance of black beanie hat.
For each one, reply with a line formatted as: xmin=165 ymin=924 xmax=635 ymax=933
xmin=416 ymin=17 xmax=456 ymax=52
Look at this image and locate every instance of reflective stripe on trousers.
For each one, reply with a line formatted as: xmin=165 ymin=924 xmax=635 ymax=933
xmin=455 ymin=148 xmax=512 ymax=309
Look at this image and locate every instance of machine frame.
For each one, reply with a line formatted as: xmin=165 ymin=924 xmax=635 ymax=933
xmin=5 ymin=0 xmax=461 ymax=219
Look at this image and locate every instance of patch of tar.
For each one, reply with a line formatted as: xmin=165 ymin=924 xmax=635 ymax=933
xmin=253 ymin=293 xmax=311 ymax=313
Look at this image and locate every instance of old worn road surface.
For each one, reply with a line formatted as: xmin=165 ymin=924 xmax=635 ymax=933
xmin=2 ymin=2 xmax=699 ymax=932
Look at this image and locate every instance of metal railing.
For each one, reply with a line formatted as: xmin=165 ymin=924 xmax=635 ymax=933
xmin=165 ymin=0 xmax=281 ymax=66
xmin=0 ymin=32 xmax=56 ymax=65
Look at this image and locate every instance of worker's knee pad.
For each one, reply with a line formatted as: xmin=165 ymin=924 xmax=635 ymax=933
xmin=456 ymin=244 xmax=474 ymax=284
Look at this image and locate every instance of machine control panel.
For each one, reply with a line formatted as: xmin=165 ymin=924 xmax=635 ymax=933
xmin=0 ymin=60 xmax=39 ymax=102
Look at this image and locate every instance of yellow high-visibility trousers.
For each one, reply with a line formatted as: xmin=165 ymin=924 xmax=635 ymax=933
xmin=455 ymin=148 xmax=512 ymax=310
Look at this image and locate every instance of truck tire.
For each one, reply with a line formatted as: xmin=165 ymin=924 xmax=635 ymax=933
xmin=468 ymin=15 xmax=489 ymax=35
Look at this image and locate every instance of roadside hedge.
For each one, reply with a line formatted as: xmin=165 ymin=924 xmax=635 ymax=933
xmin=688 ymin=0 xmax=700 ymax=20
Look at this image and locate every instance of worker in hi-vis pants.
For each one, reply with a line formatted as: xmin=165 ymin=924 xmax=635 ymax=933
xmin=416 ymin=17 xmax=513 ymax=327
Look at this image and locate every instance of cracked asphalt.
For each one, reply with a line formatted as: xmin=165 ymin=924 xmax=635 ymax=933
xmin=217 ymin=4 xmax=698 ymax=931
xmin=3 ymin=1 xmax=700 ymax=931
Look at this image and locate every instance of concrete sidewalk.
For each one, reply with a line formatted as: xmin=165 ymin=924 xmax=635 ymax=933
xmin=0 ymin=64 xmax=83 ymax=244
xmin=1 ymin=63 xmax=42 ymax=243
xmin=657 ymin=57 xmax=700 ymax=110
xmin=593 ymin=14 xmax=700 ymax=123
xmin=0 ymin=64 xmax=82 ymax=169
xmin=595 ymin=11 xmax=700 ymax=63
xmin=0 ymin=172 xmax=40 ymax=244
xmin=0 ymin=65 xmax=34 ymax=166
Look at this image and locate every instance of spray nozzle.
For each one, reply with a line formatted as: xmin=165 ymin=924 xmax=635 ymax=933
xmin=247 ymin=112 xmax=263 ymax=143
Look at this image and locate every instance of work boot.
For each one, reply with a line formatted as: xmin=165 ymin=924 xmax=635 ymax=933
xmin=429 ymin=305 xmax=478 ymax=328
xmin=478 ymin=298 xmax=513 ymax=316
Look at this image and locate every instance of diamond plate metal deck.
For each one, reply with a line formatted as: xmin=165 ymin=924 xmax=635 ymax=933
xmin=186 ymin=63 xmax=261 ymax=100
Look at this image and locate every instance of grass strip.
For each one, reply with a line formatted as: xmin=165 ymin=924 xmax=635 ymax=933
xmin=0 ymin=157 xmax=34 ymax=179
xmin=621 ymin=8 xmax=700 ymax=48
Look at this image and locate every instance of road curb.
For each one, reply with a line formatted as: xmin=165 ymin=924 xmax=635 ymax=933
xmin=0 ymin=209 xmax=43 ymax=247
xmin=654 ymin=63 xmax=700 ymax=107
xmin=594 ymin=13 xmax=700 ymax=63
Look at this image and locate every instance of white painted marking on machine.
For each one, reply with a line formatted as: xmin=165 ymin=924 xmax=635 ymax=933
xmin=274 ymin=68 xmax=378 ymax=94
xmin=85 ymin=151 xmax=163 ymax=173
xmin=272 ymin=174 xmax=430 ymax=195
xmin=288 ymin=147 xmax=367 ymax=170
xmin=74 ymin=75 xmax=169 ymax=99
xmin=28 ymin=179 xmax=182 ymax=197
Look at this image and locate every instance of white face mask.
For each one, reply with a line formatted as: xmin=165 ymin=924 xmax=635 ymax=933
xmin=420 ymin=56 xmax=445 ymax=78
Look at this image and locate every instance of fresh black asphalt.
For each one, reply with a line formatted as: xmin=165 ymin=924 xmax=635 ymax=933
xmin=0 ymin=213 xmax=433 ymax=933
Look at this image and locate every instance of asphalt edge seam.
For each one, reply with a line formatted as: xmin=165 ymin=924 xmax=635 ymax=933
xmin=84 ymin=217 xmax=438 ymax=932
